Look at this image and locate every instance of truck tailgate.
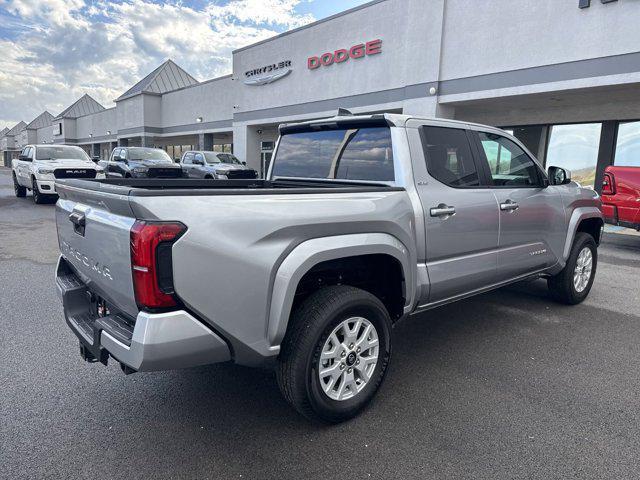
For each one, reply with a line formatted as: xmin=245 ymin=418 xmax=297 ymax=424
xmin=56 ymin=186 xmax=138 ymax=318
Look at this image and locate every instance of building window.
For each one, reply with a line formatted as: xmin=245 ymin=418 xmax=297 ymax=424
xmin=546 ymin=123 xmax=602 ymax=189
xmin=614 ymin=121 xmax=640 ymax=167
xmin=213 ymin=144 xmax=233 ymax=153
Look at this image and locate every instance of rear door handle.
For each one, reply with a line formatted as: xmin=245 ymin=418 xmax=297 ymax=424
xmin=500 ymin=200 xmax=519 ymax=212
xmin=430 ymin=204 xmax=456 ymax=217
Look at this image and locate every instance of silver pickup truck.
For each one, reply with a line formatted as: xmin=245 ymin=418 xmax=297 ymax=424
xmin=55 ymin=113 xmax=603 ymax=423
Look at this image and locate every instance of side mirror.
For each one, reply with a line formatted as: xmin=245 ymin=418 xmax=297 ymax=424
xmin=174 ymin=158 xmax=181 ymax=163
xmin=91 ymin=156 xmax=100 ymax=163
xmin=241 ymin=161 xmax=247 ymax=166
xmin=548 ymin=166 xmax=571 ymax=186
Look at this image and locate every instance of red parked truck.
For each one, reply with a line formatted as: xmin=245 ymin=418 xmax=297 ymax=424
xmin=601 ymin=165 xmax=640 ymax=230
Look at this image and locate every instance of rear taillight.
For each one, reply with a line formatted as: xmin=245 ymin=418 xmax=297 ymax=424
xmin=602 ymin=172 xmax=615 ymax=195
xmin=130 ymin=220 xmax=186 ymax=310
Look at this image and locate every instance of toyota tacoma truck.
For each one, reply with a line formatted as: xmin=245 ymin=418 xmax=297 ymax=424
xmin=12 ymin=144 xmax=106 ymax=203
xmin=54 ymin=113 xmax=603 ymax=423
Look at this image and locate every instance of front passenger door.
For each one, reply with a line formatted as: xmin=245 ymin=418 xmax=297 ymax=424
xmin=17 ymin=147 xmax=31 ymax=185
xmin=473 ymin=131 xmax=565 ymax=280
xmin=416 ymin=126 xmax=500 ymax=304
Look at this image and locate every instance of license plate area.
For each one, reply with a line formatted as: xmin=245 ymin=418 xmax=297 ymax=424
xmin=57 ymin=258 xmax=136 ymax=364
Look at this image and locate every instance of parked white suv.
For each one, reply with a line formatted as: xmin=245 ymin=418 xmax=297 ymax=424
xmin=12 ymin=145 xmax=105 ymax=203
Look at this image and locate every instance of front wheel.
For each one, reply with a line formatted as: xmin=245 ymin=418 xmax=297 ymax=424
xmin=13 ymin=173 xmax=26 ymax=197
xmin=548 ymin=232 xmax=597 ymax=305
xmin=277 ymin=285 xmax=392 ymax=423
xmin=32 ymin=177 xmax=45 ymax=204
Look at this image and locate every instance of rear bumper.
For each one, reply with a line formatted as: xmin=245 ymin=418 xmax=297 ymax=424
xmin=56 ymin=256 xmax=231 ymax=371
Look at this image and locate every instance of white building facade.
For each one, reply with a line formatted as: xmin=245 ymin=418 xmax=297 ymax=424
xmin=2 ymin=0 xmax=640 ymax=189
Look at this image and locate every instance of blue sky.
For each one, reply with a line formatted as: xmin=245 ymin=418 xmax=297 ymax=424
xmin=0 ymin=0 xmax=370 ymax=127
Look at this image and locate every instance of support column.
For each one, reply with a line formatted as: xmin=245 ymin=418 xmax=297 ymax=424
xmin=594 ymin=121 xmax=617 ymax=194
xmin=197 ymin=133 xmax=214 ymax=151
xmin=233 ymin=124 xmax=261 ymax=175
xmin=118 ymin=138 xmax=129 ymax=147
xmin=140 ymin=136 xmax=154 ymax=147
xmin=91 ymin=143 xmax=100 ymax=158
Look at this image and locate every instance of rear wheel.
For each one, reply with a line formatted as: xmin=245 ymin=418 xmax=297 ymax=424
xmin=548 ymin=232 xmax=597 ymax=304
xmin=277 ymin=285 xmax=392 ymax=423
xmin=32 ymin=177 xmax=45 ymax=204
xmin=13 ymin=173 xmax=26 ymax=197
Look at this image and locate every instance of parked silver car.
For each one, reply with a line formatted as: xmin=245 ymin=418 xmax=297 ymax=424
xmin=54 ymin=112 xmax=603 ymax=423
xmin=180 ymin=151 xmax=257 ymax=179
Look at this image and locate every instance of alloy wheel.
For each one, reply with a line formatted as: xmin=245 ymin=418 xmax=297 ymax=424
xmin=318 ymin=316 xmax=379 ymax=401
xmin=573 ymin=246 xmax=593 ymax=293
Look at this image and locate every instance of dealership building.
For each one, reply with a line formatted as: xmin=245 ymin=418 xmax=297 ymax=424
xmin=2 ymin=0 xmax=640 ymax=188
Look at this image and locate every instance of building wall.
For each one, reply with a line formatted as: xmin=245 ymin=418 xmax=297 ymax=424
xmin=36 ymin=125 xmax=54 ymax=144
xmin=161 ymin=76 xmax=234 ymax=130
xmin=440 ymin=0 xmax=640 ymax=81
xmin=232 ymin=0 xmax=444 ymax=120
xmin=75 ymin=108 xmax=117 ymax=144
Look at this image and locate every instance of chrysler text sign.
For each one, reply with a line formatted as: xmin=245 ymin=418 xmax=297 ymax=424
xmin=244 ymin=60 xmax=292 ymax=86
xmin=308 ymin=39 xmax=382 ymax=70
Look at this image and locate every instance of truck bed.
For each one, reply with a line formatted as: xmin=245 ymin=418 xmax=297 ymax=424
xmin=57 ymin=177 xmax=402 ymax=196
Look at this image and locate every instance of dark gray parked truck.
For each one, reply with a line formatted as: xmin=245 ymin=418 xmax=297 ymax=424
xmin=55 ymin=113 xmax=603 ymax=422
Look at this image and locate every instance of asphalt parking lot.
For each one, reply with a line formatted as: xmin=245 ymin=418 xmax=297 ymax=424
xmin=1 ymin=168 xmax=640 ymax=480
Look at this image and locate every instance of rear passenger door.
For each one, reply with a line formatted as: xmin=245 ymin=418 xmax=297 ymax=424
xmin=415 ymin=125 xmax=500 ymax=304
xmin=472 ymin=130 xmax=565 ymax=280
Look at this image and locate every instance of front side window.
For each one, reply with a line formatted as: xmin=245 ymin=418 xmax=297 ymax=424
xmin=35 ymin=146 xmax=89 ymax=161
xmin=478 ymin=132 xmax=541 ymax=187
xmin=194 ymin=153 xmax=205 ymax=164
xmin=422 ymin=126 xmax=479 ymax=187
xmin=272 ymin=126 xmax=394 ymax=182
xmin=614 ymin=121 xmax=640 ymax=167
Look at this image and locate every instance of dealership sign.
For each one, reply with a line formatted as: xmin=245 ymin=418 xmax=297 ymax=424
xmin=244 ymin=60 xmax=292 ymax=86
xmin=308 ymin=39 xmax=382 ymax=70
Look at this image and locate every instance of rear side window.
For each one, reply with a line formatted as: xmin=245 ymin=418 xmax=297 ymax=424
xmin=272 ymin=127 xmax=394 ymax=182
xmin=477 ymin=132 xmax=541 ymax=187
xmin=422 ymin=126 xmax=479 ymax=187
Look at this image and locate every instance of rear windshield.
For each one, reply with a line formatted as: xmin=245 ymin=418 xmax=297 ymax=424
xmin=127 ymin=148 xmax=172 ymax=163
xmin=36 ymin=146 xmax=89 ymax=161
xmin=272 ymin=127 xmax=394 ymax=182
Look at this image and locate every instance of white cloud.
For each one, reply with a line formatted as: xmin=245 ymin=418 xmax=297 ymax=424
xmin=0 ymin=0 xmax=315 ymax=127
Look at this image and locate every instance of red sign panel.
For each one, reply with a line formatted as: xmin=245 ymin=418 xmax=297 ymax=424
xmin=308 ymin=39 xmax=382 ymax=70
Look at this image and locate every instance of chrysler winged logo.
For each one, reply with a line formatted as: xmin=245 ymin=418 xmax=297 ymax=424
xmin=244 ymin=60 xmax=292 ymax=86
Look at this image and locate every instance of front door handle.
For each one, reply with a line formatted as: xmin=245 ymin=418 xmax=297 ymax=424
xmin=500 ymin=200 xmax=520 ymax=212
xmin=430 ymin=204 xmax=456 ymax=217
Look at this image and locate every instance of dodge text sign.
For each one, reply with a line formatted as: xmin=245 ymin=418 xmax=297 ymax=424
xmin=308 ymin=39 xmax=382 ymax=70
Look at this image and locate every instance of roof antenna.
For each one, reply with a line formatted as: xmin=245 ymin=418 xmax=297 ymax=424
xmin=336 ymin=108 xmax=353 ymax=116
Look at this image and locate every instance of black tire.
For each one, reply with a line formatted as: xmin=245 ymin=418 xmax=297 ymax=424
xmin=204 ymin=175 xmax=213 ymax=179
xmin=31 ymin=177 xmax=45 ymax=204
xmin=13 ymin=173 xmax=26 ymax=197
xmin=276 ymin=285 xmax=392 ymax=423
xmin=548 ymin=232 xmax=597 ymax=305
